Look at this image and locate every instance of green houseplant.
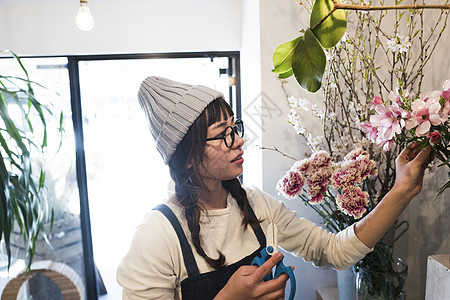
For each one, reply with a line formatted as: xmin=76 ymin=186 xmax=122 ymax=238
xmin=0 ymin=50 xmax=63 ymax=270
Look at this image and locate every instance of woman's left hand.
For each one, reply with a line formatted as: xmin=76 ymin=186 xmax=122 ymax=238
xmin=393 ymin=143 xmax=432 ymax=198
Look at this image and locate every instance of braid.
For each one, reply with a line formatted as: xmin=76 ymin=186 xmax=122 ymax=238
xmin=172 ymin=169 xmax=226 ymax=270
xmin=222 ymin=178 xmax=262 ymax=229
xmin=167 ymin=97 xmax=244 ymax=270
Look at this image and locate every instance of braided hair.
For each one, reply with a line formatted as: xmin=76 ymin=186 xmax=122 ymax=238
xmin=168 ymin=98 xmax=259 ymax=270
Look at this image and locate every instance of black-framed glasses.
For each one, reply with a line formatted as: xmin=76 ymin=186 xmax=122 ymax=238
xmin=206 ymin=119 xmax=244 ymax=149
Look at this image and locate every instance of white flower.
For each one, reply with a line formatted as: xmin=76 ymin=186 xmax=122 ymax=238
xmin=386 ymin=35 xmax=411 ymax=53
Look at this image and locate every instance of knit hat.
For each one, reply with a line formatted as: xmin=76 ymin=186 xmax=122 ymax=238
xmin=138 ymin=76 xmax=224 ymax=164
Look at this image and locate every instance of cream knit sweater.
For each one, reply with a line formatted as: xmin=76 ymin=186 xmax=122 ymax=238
xmin=117 ymin=186 xmax=372 ymax=299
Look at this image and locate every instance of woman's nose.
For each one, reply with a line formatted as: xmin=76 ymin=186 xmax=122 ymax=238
xmin=232 ymin=133 xmax=244 ymax=149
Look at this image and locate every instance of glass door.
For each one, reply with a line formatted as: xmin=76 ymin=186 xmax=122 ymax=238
xmin=77 ymin=56 xmax=231 ymax=299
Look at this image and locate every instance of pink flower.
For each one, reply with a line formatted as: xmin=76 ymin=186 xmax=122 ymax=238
xmin=291 ymin=158 xmax=313 ymax=175
xmin=336 ymin=187 xmax=369 ymax=219
xmin=381 ymin=139 xmax=394 ymax=151
xmin=370 ymin=95 xmax=383 ymax=108
xmin=310 ymin=193 xmax=324 ymax=204
xmin=345 ymin=148 xmax=369 ymax=161
xmin=442 ymin=79 xmax=450 ymax=115
xmin=355 ymin=156 xmax=378 ymax=179
xmin=331 ymin=161 xmax=362 ymax=189
xmin=360 ymin=122 xmax=378 ymax=142
xmin=443 ymin=79 xmax=450 ymax=100
xmin=405 ymin=97 xmax=443 ymax=136
xmin=388 ymin=88 xmax=414 ymax=106
xmin=309 ymin=151 xmax=332 ymax=168
xmin=427 ymin=131 xmax=442 ymax=145
xmin=276 ymin=170 xmax=305 ymax=199
xmin=370 ymin=104 xmax=404 ymax=141
xmin=307 ymin=167 xmax=332 ymax=185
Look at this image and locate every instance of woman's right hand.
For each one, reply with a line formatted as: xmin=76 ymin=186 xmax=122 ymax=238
xmin=214 ymin=252 xmax=292 ymax=300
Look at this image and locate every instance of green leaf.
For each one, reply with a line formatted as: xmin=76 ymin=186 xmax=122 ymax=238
xmin=278 ymin=69 xmax=294 ymax=79
xmin=292 ymin=28 xmax=327 ymax=93
xmin=272 ymin=36 xmax=302 ymax=74
xmin=310 ymin=0 xmax=347 ymax=48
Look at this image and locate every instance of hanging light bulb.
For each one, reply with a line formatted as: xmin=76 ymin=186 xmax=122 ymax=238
xmin=76 ymin=0 xmax=94 ymax=31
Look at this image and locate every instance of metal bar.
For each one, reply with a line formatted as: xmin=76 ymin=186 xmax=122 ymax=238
xmin=67 ymin=57 xmax=99 ymax=300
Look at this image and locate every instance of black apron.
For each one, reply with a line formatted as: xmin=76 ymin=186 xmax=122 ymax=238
xmin=154 ymin=204 xmax=267 ymax=300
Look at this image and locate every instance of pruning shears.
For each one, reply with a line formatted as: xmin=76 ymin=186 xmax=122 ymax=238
xmin=251 ymin=223 xmax=296 ymax=300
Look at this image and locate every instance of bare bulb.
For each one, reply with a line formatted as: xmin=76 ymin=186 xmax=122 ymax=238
xmin=76 ymin=2 xmax=94 ymax=31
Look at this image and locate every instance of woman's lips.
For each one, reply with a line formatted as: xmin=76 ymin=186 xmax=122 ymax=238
xmin=231 ymin=153 xmax=244 ymax=163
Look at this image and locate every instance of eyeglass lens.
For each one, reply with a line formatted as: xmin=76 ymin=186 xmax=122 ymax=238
xmin=224 ymin=121 xmax=244 ymax=148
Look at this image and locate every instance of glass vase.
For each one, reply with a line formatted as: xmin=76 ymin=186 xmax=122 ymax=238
xmin=355 ymin=257 xmax=408 ymax=300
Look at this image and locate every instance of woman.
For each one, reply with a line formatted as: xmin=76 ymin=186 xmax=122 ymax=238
xmin=117 ymin=76 xmax=430 ymax=299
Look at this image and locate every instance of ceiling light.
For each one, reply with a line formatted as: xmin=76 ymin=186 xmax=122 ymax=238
xmin=76 ymin=0 xmax=94 ymax=31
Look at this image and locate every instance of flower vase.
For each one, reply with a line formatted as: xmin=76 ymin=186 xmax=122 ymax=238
xmin=355 ymin=257 xmax=408 ymax=300
xmin=337 ymin=268 xmax=355 ymax=300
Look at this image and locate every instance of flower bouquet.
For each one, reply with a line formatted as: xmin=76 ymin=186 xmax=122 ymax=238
xmin=276 ymin=149 xmax=377 ymax=232
xmin=276 ymin=148 xmax=408 ymax=298
xmin=362 ymin=80 xmax=450 ymax=198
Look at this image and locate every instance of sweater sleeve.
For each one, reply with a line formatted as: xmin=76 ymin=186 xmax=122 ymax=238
xmin=116 ymin=210 xmax=181 ymax=299
xmin=247 ymin=187 xmax=372 ymax=271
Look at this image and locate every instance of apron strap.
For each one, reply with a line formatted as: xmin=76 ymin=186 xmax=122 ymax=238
xmin=246 ymin=204 xmax=266 ymax=248
xmin=154 ymin=201 xmax=266 ymax=278
xmin=153 ymin=204 xmax=200 ymax=277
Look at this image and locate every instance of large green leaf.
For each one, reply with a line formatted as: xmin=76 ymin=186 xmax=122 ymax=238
xmin=310 ymin=0 xmax=347 ymax=48
xmin=278 ymin=69 xmax=294 ymax=79
xmin=292 ymin=28 xmax=327 ymax=93
xmin=272 ymin=36 xmax=302 ymax=76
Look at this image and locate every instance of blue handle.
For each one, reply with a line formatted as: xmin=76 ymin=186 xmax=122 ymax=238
xmin=251 ymin=248 xmax=272 ymax=281
xmin=274 ymin=260 xmax=296 ymax=300
xmin=251 ymin=248 xmax=297 ymax=300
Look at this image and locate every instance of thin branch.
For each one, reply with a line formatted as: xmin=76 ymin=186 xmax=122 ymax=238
xmin=258 ymin=146 xmax=299 ymax=161
xmin=312 ymin=2 xmax=450 ymax=31
xmin=335 ymin=4 xmax=450 ymax=11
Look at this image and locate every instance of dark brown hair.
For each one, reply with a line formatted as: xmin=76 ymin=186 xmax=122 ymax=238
xmin=168 ymin=97 xmax=259 ymax=269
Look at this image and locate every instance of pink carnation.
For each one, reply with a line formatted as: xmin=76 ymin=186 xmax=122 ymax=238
xmin=309 ymin=151 xmax=332 ymax=168
xmin=336 ymin=187 xmax=369 ymax=219
xmin=331 ymin=161 xmax=362 ymax=189
xmin=291 ymin=158 xmax=313 ymax=175
xmin=276 ymin=170 xmax=305 ymax=199
xmin=307 ymin=167 xmax=332 ymax=185
xmin=355 ymin=156 xmax=378 ymax=179
xmin=310 ymin=193 xmax=325 ymax=204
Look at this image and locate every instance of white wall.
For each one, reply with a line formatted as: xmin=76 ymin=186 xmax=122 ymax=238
xmin=0 ymin=0 xmax=242 ymax=55
xmin=259 ymin=1 xmax=339 ymax=299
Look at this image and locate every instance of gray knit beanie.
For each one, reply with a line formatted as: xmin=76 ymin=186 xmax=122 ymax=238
xmin=138 ymin=76 xmax=224 ymax=164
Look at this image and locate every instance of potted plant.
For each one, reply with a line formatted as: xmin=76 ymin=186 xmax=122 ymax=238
xmin=0 ymin=50 xmax=64 ymax=271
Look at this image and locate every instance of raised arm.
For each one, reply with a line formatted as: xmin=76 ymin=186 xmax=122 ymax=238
xmin=354 ymin=144 xmax=431 ymax=248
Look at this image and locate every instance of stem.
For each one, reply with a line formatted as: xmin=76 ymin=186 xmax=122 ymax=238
xmin=312 ymin=2 xmax=450 ymax=32
xmin=258 ymin=146 xmax=299 ymax=161
xmin=335 ymin=4 xmax=450 ymax=11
